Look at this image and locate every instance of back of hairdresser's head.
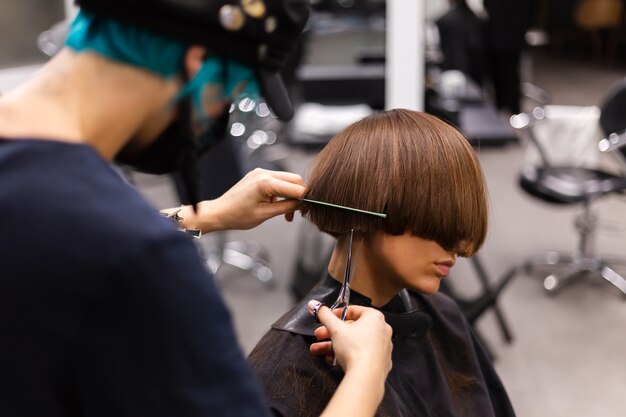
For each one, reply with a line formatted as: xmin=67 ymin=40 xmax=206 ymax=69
xmin=303 ymin=109 xmax=488 ymax=257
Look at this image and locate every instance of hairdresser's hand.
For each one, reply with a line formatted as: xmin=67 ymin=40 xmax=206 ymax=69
xmin=309 ymin=301 xmax=393 ymax=377
xmin=161 ymin=168 xmax=305 ymax=233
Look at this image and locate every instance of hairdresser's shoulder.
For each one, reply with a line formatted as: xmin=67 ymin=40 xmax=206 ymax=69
xmin=0 ymin=138 xmax=187 ymax=263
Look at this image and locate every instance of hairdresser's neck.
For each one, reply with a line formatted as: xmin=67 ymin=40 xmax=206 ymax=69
xmin=328 ymin=235 xmax=400 ymax=308
xmin=0 ymin=49 xmax=179 ymax=160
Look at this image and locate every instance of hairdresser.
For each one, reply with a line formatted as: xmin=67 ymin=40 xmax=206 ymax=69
xmin=0 ymin=1 xmax=392 ymax=416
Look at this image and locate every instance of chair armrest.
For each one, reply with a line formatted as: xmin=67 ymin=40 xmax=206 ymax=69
xmin=599 ymin=131 xmax=626 ymax=175
xmin=599 ymin=130 xmax=626 ymax=153
xmin=510 ymin=107 xmax=553 ymax=167
xmin=509 ymin=107 xmax=547 ymax=130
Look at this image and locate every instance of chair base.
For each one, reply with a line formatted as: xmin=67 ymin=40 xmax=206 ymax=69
xmin=205 ymin=240 xmax=275 ymax=288
xmin=523 ymin=251 xmax=626 ymax=296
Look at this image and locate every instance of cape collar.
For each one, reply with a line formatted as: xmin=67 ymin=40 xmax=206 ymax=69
xmin=272 ymin=274 xmax=433 ymax=338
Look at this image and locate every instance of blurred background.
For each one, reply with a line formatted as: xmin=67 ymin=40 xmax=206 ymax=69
xmin=3 ymin=0 xmax=626 ymax=416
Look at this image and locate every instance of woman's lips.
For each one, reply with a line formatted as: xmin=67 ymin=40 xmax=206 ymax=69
xmin=435 ymin=261 xmax=455 ymax=277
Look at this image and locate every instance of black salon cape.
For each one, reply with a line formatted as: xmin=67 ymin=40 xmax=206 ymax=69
xmin=249 ymin=274 xmax=515 ymax=417
xmin=0 ymin=139 xmax=270 ymax=417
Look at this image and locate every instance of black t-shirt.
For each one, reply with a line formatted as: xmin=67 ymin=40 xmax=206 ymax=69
xmin=249 ymin=274 xmax=516 ymax=417
xmin=0 ymin=139 xmax=270 ymax=417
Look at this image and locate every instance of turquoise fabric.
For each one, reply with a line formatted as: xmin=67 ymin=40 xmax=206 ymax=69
xmin=66 ymin=10 xmax=260 ymax=116
xmin=175 ymin=57 xmax=260 ymax=117
xmin=66 ymin=10 xmax=186 ymax=78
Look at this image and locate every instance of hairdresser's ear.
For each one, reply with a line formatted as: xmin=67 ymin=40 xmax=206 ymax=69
xmin=184 ymin=45 xmax=207 ymax=79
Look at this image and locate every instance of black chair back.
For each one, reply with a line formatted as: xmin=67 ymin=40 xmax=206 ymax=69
xmin=599 ymin=78 xmax=626 ymax=160
xmin=600 ymin=77 xmax=626 ymax=133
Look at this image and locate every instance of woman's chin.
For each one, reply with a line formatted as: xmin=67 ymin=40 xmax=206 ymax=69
xmin=410 ymin=278 xmax=441 ymax=295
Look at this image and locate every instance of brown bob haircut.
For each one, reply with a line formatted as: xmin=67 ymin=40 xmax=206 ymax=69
xmin=302 ymin=109 xmax=488 ymax=257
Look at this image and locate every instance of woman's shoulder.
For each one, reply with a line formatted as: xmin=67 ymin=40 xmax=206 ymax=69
xmin=249 ymin=327 xmax=312 ymax=362
xmin=248 ymin=326 xmax=323 ymax=381
xmin=410 ymin=290 xmax=475 ymax=346
xmin=418 ymin=290 xmax=466 ymax=320
xmin=248 ymin=328 xmax=341 ymax=417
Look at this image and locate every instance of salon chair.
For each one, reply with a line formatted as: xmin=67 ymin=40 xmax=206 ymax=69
xmin=286 ymin=64 xmax=384 ymax=147
xmin=509 ymin=78 xmax=626 ymax=296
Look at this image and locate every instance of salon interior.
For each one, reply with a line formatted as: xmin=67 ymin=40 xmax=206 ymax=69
xmin=3 ymin=0 xmax=626 ymax=415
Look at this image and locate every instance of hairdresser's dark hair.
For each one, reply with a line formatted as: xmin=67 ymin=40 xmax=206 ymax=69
xmin=302 ymin=109 xmax=488 ymax=257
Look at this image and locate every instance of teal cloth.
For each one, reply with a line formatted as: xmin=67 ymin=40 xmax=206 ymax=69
xmin=66 ymin=10 xmax=260 ymax=116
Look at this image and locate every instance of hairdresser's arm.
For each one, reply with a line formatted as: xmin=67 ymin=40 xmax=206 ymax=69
xmin=309 ymin=303 xmax=393 ymax=417
xmin=161 ymin=168 xmax=305 ymax=233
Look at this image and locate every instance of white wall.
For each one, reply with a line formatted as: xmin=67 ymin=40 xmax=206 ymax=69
xmin=427 ymin=0 xmax=486 ymax=20
xmin=426 ymin=0 xmax=450 ymax=20
xmin=0 ymin=0 xmax=71 ymax=93
xmin=386 ymin=0 xmax=424 ymax=110
xmin=65 ymin=0 xmax=78 ymax=21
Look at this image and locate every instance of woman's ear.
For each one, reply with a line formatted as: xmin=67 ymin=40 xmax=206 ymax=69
xmin=184 ymin=45 xmax=207 ymax=79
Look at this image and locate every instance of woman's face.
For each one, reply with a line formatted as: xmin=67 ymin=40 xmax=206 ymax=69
xmin=366 ymin=231 xmax=457 ymax=295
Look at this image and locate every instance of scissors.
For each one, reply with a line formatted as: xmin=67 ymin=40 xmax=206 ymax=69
xmin=329 ymin=228 xmax=359 ymax=365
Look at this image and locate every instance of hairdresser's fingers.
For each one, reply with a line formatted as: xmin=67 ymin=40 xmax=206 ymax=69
xmin=263 ymin=170 xmax=306 ymax=186
xmin=315 ymin=304 xmax=371 ymax=334
xmin=264 ymin=177 xmax=305 ymax=200
xmin=325 ymin=353 xmax=335 ymax=366
xmin=310 ymin=340 xmax=332 ymax=356
xmin=314 ymin=325 xmax=330 ymax=341
xmin=314 ymin=305 xmax=347 ymax=338
xmin=307 ymin=299 xmax=323 ymax=317
xmin=245 ymin=169 xmax=305 ymax=201
xmin=340 ymin=305 xmax=376 ymax=321
xmin=309 ymin=301 xmax=359 ymax=328
xmin=314 ymin=319 xmax=354 ymax=342
xmin=258 ymin=199 xmax=301 ymax=219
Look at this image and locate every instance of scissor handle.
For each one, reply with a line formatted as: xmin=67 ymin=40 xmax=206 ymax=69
xmin=339 ymin=305 xmax=349 ymax=321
